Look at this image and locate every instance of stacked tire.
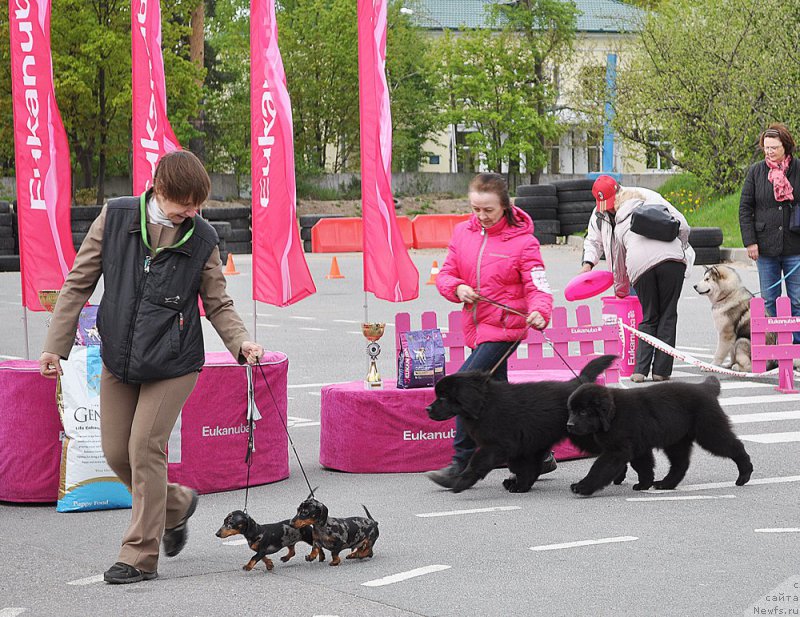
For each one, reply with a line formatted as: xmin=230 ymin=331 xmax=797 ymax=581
xmin=689 ymin=227 xmax=723 ymax=266
xmin=0 ymin=201 xmax=18 ymax=272
xmin=553 ymin=178 xmax=596 ymax=237
xmin=71 ymin=205 xmax=103 ymax=251
xmin=514 ymin=184 xmax=559 ymax=245
xmin=299 ymin=214 xmax=346 ymax=252
xmin=203 ymin=206 xmax=251 ymax=255
xmin=208 ymin=221 xmax=232 ymax=264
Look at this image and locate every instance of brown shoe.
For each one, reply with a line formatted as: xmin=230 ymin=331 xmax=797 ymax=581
xmin=630 ymin=373 xmax=646 ymax=383
xmin=652 ymin=374 xmax=670 ymax=382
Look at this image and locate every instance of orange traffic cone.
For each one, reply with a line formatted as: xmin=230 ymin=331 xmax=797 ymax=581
xmin=425 ymin=260 xmax=440 ymax=285
xmin=224 ymin=253 xmax=240 ymax=276
xmin=326 ymin=256 xmax=345 ymax=279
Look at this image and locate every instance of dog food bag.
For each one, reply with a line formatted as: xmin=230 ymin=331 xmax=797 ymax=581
xmin=397 ymin=329 xmax=446 ymax=389
xmin=56 ymin=344 xmax=132 ymax=513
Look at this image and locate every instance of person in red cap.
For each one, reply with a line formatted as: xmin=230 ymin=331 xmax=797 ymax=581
xmin=581 ymin=175 xmax=692 ymax=382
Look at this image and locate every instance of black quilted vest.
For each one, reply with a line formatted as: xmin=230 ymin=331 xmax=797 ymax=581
xmin=96 ymin=195 xmax=218 ymax=383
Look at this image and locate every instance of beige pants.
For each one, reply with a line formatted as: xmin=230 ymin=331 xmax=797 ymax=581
xmin=100 ymin=366 xmax=198 ymax=572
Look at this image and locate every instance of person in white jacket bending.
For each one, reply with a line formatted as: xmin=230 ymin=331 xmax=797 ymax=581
xmin=581 ymin=175 xmax=691 ymax=383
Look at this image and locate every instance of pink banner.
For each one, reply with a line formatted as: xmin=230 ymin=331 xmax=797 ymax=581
xmin=9 ymin=0 xmax=76 ymax=311
xmin=357 ymin=0 xmax=418 ymax=302
xmin=132 ymin=0 xmax=180 ymax=194
xmin=250 ymin=0 xmax=316 ymax=306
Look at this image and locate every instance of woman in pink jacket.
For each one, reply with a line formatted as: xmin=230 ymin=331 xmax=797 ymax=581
xmin=427 ymin=173 xmax=555 ymax=488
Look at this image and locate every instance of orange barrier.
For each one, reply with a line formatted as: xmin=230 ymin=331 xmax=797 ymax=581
xmin=312 ymin=217 xmax=362 ymax=253
xmin=325 ymin=256 xmax=345 ymax=279
xmin=310 ymin=216 xmax=414 ymax=253
xmin=411 ymin=214 xmax=470 ymax=249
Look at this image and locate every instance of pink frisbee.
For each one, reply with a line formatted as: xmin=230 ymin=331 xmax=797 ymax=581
xmin=564 ymin=270 xmax=614 ymax=301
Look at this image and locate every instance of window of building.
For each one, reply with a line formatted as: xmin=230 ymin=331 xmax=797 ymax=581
xmin=428 ymin=155 xmax=440 ymax=165
xmin=587 ymin=130 xmax=603 ymax=173
xmin=646 ymin=131 xmax=674 ymax=170
xmin=546 ymin=142 xmax=560 ymax=175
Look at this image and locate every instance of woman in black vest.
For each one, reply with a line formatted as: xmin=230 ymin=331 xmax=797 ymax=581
xmin=39 ymin=151 xmax=263 ymax=584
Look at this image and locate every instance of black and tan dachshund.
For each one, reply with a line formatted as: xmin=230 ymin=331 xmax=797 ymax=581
xmin=290 ymin=498 xmax=379 ymax=566
xmin=215 ymin=510 xmax=319 ymax=572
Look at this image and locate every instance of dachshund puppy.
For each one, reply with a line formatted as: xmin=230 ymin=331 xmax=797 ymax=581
xmin=290 ymin=498 xmax=379 ymax=566
xmin=216 ymin=510 xmax=318 ymax=571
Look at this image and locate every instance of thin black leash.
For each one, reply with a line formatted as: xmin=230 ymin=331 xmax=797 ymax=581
xmin=241 ymin=360 xmax=315 ymax=514
xmin=752 ymin=261 xmax=800 ymax=296
xmin=476 ymin=294 xmax=580 ymax=380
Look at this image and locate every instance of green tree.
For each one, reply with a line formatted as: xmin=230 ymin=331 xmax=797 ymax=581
xmin=432 ymin=0 xmax=577 ymax=182
xmin=612 ymin=0 xmax=800 ymax=194
xmin=0 ymin=0 xmax=204 ymax=202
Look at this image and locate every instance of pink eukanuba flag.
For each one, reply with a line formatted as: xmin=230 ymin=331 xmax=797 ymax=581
xmin=357 ymin=0 xmax=419 ymax=302
xmin=250 ymin=0 xmax=316 ymax=306
xmin=9 ymin=0 xmax=76 ymax=310
xmin=132 ymin=0 xmax=180 ymax=194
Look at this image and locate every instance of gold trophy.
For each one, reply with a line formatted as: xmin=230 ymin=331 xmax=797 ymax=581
xmin=361 ymin=322 xmax=386 ymax=390
xmin=38 ymin=289 xmax=60 ymax=312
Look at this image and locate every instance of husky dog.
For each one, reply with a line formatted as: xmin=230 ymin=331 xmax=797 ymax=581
xmin=693 ymin=265 xmax=776 ymax=372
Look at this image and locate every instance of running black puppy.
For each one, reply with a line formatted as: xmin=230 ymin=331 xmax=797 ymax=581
xmin=426 ymin=354 xmax=616 ymax=493
xmin=290 ymin=498 xmax=379 ymax=566
xmin=215 ymin=510 xmax=317 ymax=572
xmin=566 ymin=377 xmax=753 ymax=496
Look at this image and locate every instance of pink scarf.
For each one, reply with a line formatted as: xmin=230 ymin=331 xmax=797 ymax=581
xmin=766 ymin=155 xmax=795 ymax=202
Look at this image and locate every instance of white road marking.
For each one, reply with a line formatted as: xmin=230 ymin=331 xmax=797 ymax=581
xmin=719 ymin=381 xmax=776 ymax=390
xmin=298 ymin=327 xmax=327 ymax=332
xmin=308 ymin=392 xmax=321 ymax=397
xmin=287 ymin=382 xmax=335 ymax=389
xmin=362 ymin=564 xmax=450 ymax=587
xmin=626 ymin=494 xmax=736 ymax=502
xmin=754 ymin=528 xmax=800 ymax=533
xmin=676 ymin=475 xmax=800 ymax=491
xmin=722 ymin=394 xmax=800 ymax=407
xmin=288 ymin=316 xmax=315 ymax=321
xmin=416 ymin=506 xmax=521 ymax=518
xmin=333 ymin=319 xmax=361 ymax=324
xmin=676 ymin=346 xmax=711 ymax=352
xmin=257 ymin=323 xmax=280 ymax=328
xmin=66 ymin=574 xmax=104 ymax=586
xmin=739 ymin=432 xmax=800 ymax=443
xmin=0 ymin=609 xmax=27 ymax=617
xmin=0 ymin=355 xmax=22 ymax=360
xmin=530 ymin=536 xmax=638 ymax=551
xmin=730 ymin=411 xmax=800 ymax=424
xmin=223 ymin=538 xmax=249 ymax=546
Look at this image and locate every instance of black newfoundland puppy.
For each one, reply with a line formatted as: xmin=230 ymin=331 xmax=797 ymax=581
xmin=566 ymin=377 xmax=753 ymax=496
xmin=425 ymin=354 xmax=616 ymax=493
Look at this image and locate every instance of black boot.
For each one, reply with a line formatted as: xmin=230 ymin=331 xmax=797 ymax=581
xmin=426 ymin=461 xmax=465 ymax=489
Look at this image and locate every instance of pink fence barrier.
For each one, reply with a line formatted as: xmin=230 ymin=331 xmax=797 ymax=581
xmin=395 ymin=305 xmax=621 ymax=382
xmin=751 ymin=296 xmax=800 ymax=394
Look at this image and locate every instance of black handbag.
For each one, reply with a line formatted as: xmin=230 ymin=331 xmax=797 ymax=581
xmin=790 ymin=203 xmax=800 ymax=233
xmin=630 ymin=203 xmax=680 ymax=242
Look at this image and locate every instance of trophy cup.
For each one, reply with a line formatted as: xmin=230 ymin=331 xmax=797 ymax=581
xmin=361 ymin=322 xmax=386 ymax=390
xmin=38 ymin=289 xmax=60 ymax=313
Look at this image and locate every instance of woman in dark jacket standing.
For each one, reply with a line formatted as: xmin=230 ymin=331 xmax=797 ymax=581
xmin=739 ymin=123 xmax=800 ymax=342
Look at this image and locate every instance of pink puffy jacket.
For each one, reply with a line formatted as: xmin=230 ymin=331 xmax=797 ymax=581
xmin=436 ymin=206 xmax=553 ymax=348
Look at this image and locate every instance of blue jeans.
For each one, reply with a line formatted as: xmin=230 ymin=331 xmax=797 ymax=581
xmin=756 ymin=254 xmax=800 ymax=344
xmin=451 ymin=340 xmax=518 ymax=467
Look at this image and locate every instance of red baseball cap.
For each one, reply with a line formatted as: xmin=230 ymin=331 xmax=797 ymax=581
xmin=592 ymin=175 xmax=619 ymax=212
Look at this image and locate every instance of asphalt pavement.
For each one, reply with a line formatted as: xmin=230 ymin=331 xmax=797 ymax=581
xmin=1 ymin=245 xmax=799 ymax=617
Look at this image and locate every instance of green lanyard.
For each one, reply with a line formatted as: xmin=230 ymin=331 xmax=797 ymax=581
xmin=139 ymin=191 xmax=196 ymax=256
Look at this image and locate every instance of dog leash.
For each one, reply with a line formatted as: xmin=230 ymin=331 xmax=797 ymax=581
xmin=753 ymin=261 xmax=800 ymax=296
xmin=241 ymin=359 xmax=315 ymax=513
xmin=476 ymin=295 xmax=580 ymax=380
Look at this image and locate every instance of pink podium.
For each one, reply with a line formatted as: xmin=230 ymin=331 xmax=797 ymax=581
xmin=0 ymin=351 xmax=290 ymax=503
xmin=319 ymin=372 xmax=593 ymax=474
